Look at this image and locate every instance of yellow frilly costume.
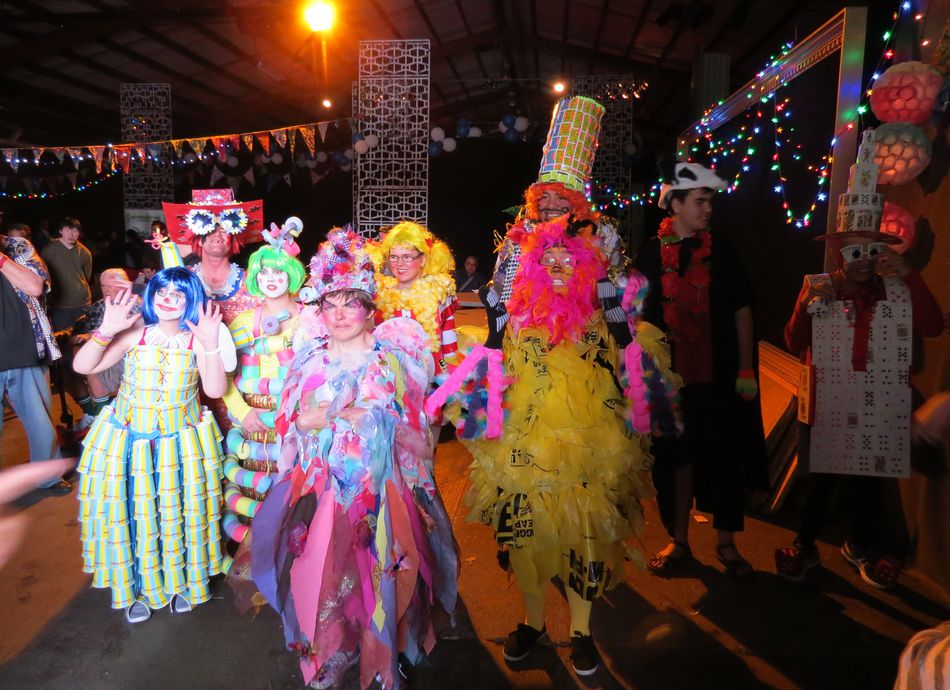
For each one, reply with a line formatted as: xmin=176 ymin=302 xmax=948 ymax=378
xmin=462 ymin=313 xmax=655 ymax=601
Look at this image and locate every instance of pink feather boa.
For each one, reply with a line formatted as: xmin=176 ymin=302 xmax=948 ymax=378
xmin=507 ymin=219 xmax=605 ymax=345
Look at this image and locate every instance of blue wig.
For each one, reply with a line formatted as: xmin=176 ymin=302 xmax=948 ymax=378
xmin=141 ymin=266 xmax=206 ymax=330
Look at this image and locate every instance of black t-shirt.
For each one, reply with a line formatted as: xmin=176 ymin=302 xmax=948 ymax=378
xmin=0 ymin=274 xmax=41 ymax=371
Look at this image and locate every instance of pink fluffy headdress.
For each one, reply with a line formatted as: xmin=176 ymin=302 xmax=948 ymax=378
xmin=507 ymin=217 xmax=606 ymax=345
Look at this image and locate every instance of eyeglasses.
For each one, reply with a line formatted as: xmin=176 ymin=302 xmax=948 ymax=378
xmin=388 ymin=252 xmax=422 ymax=264
xmin=540 ymin=255 xmax=576 ymax=269
xmin=840 ymin=242 xmax=888 ymax=265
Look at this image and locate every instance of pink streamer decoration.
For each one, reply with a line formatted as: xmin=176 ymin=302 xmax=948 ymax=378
xmin=424 ymin=344 xmax=506 ymax=438
xmin=621 ymin=272 xmax=651 ymax=434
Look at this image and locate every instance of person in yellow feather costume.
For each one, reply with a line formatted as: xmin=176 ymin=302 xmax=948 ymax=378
xmin=440 ymin=217 xmax=680 ymax=677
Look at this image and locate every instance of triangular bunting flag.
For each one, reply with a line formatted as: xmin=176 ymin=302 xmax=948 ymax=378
xmin=172 ymin=140 xmax=185 ymax=159
xmin=288 ymin=130 xmax=296 ymax=159
xmin=243 ymin=167 xmax=255 ymax=185
xmin=189 ymin=139 xmax=207 ymax=157
xmin=301 ymin=126 xmax=316 ymax=156
xmin=229 ymin=136 xmax=240 ymax=152
xmin=89 ymin=146 xmax=105 ymax=174
xmin=309 ymin=169 xmax=326 ymax=185
xmin=52 ymin=148 xmax=66 ymax=164
xmin=273 ymin=129 xmax=287 ymax=149
xmin=242 ymin=135 xmax=254 ymax=152
xmin=66 ymin=172 xmax=77 ymax=189
xmin=134 ymin=144 xmax=146 ymax=164
xmin=116 ymin=146 xmax=132 ymax=174
xmin=282 ymin=172 xmax=291 ymax=187
xmin=2 ymin=149 xmax=17 ymax=172
xmin=317 ymin=121 xmax=330 ymax=142
xmin=32 ymin=148 xmax=43 ymax=163
xmin=210 ymin=165 xmax=225 ymax=185
xmin=66 ymin=148 xmax=83 ymax=165
xmin=256 ymin=133 xmax=271 ymax=154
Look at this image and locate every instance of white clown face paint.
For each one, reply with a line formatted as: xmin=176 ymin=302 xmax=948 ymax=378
xmin=257 ymin=266 xmax=290 ymax=298
xmin=154 ymin=284 xmax=187 ymax=321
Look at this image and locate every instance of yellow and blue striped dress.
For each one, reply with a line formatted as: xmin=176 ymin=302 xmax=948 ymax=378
xmin=77 ymin=329 xmax=225 ymax=610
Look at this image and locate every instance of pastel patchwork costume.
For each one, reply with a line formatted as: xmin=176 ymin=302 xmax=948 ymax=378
xmin=77 ymin=326 xmax=226 ymax=611
xmin=251 ymin=229 xmax=458 ymax=690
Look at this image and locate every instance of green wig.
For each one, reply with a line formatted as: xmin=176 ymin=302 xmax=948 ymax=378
xmin=245 ymin=244 xmax=306 ymax=298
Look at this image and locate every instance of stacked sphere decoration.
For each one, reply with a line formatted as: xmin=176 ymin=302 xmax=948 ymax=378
xmin=442 ymin=138 xmax=457 ymax=153
xmin=873 ymin=123 xmax=932 ymax=185
xmin=430 ymin=127 xmax=446 ymax=142
xmin=879 ymin=201 xmax=916 ymax=253
xmin=456 ymin=117 xmax=471 ymax=138
xmin=869 ymin=62 xmax=943 ymax=125
xmin=513 ymin=116 xmax=529 ymax=133
xmin=468 ymin=126 xmax=482 ymax=138
xmin=428 ymin=141 xmax=443 ymax=157
xmin=504 ymin=128 xmax=519 ymax=144
xmin=364 ymin=134 xmax=380 ymax=148
xmin=354 ymin=140 xmax=370 ymax=155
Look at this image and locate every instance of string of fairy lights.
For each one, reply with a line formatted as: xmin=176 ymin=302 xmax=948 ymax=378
xmin=585 ymin=0 xmax=921 ymax=227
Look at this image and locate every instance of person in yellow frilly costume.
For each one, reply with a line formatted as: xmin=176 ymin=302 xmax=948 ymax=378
xmin=432 ymin=217 xmax=680 ymax=677
xmin=368 ymin=221 xmax=460 ymax=377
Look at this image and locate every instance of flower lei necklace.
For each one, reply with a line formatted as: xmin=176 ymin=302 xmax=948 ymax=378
xmin=658 ymin=216 xmax=711 ymax=342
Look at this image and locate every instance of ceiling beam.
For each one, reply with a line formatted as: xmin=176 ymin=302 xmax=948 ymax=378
xmin=431 ymin=29 xmax=686 ymax=80
xmin=625 ymin=1 xmax=654 ymax=59
xmin=454 ymin=0 xmax=490 ymax=81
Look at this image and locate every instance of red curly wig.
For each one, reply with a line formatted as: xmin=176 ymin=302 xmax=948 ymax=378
xmin=523 ymin=182 xmax=599 ymax=223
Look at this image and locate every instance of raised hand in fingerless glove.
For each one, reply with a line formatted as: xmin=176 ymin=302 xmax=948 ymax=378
xmin=479 ymin=284 xmax=508 ymax=349
xmin=598 ymin=277 xmax=632 ymax=347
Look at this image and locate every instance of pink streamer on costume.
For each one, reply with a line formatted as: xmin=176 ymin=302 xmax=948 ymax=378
xmin=621 ymin=272 xmax=651 ymax=434
xmin=289 ymin=493 xmax=335 ymax=685
xmin=424 ymin=344 xmax=505 ymax=438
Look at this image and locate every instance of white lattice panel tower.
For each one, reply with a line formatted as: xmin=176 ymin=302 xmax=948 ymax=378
xmin=573 ymin=76 xmax=634 ymax=204
xmin=353 ymin=40 xmax=430 ymax=238
xmin=120 ymin=83 xmax=174 ymax=209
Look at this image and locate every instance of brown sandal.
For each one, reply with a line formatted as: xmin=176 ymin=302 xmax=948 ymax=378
xmin=648 ymin=541 xmax=692 ymax=576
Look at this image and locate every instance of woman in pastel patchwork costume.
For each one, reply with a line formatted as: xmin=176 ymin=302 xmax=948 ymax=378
xmin=73 ymin=266 xmax=237 ymax=623
xmin=251 ymin=228 xmax=458 ymax=690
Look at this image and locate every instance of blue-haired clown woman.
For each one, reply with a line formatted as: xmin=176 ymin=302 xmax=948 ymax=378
xmin=73 ymin=266 xmax=238 ymax=623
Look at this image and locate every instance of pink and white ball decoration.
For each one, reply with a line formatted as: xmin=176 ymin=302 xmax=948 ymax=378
xmin=869 ymin=62 xmax=943 ymax=125
xmin=879 ymin=201 xmax=916 ymax=253
xmin=873 ymin=123 xmax=932 ymax=186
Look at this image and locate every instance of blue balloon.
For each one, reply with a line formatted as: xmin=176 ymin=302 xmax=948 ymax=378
xmin=456 ymin=118 xmax=470 ymax=138
xmin=351 ymin=132 xmax=365 ymax=143
xmin=504 ymin=128 xmax=519 ymax=144
xmin=502 ymin=113 xmax=516 ymax=128
xmin=428 ymin=141 xmax=443 ymax=156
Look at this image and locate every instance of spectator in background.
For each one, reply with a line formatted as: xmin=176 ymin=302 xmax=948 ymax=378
xmin=72 ymin=268 xmax=142 ymax=405
xmin=42 ymin=217 xmax=92 ymax=331
xmin=0 ymin=231 xmax=70 ymax=494
xmin=124 ymin=229 xmax=144 ymax=269
xmin=133 ymin=258 xmax=158 ymax=288
xmin=455 ymin=254 xmax=486 ymax=293
xmin=3 ymin=222 xmax=31 ymax=240
xmin=41 ymin=217 xmax=97 ymax=429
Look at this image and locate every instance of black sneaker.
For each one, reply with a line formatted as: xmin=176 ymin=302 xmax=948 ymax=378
xmin=569 ymin=634 xmax=599 ymax=676
xmin=503 ymin=623 xmax=546 ymax=662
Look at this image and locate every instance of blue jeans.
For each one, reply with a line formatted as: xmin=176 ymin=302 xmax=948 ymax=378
xmin=0 ymin=366 xmax=62 ymax=487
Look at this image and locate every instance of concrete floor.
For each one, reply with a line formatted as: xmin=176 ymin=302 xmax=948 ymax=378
xmin=1 ymin=396 xmax=948 ymax=690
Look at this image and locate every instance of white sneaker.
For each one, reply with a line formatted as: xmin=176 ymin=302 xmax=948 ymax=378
xmin=73 ymin=414 xmax=96 ymax=432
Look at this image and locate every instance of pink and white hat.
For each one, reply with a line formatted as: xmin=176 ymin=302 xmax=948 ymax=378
xmin=305 ymin=227 xmax=376 ymax=303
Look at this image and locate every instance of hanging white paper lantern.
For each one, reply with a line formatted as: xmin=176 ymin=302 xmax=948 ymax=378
xmin=442 ymin=137 xmax=457 ymax=152
xmin=430 ymin=127 xmax=446 ymax=142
